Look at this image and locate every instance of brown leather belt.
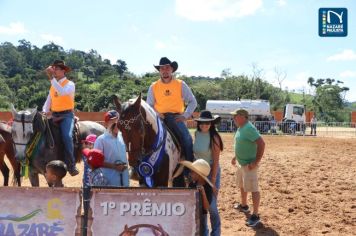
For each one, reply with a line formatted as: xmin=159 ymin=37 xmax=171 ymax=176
xmin=52 ymin=110 xmax=73 ymax=115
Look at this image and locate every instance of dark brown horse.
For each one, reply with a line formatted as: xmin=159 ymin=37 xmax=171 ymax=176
xmin=0 ymin=122 xmax=21 ymax=186
xmin=113 ymin=94 xmax=184 ymax=187
xmin=11 ymin=106 xmax=106 ymax=186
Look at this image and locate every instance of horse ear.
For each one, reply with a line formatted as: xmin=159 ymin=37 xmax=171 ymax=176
xmin=30 ymin=107 xmax=37 ymax=120
xmin=124 ymin=224 xmax=128 ymax=230
xmin=133 ymin=94 xmax=141 ymax=109
xmin=112 ymin=94 xmax=122 ymax=114
xmin=11 ymin=104 xmax=17 ymax=118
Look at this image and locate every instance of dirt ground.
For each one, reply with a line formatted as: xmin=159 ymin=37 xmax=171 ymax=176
xmin=1 ymin=135 xmax=355 ymax=235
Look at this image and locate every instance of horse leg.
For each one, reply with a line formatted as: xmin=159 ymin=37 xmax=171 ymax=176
xmin=29 ymin=171 xmax=40 ymax=187
xmin=173 ymin=173 xmax=185 ymax=187
xmin=7 ymin=154 xmax=21 ymax=186
xmin=0 ymin=153 xmax=10 ymax=186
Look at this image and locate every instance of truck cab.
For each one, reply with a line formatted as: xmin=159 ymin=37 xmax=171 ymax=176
xmin=281 ymin=104 xmax=306 ymax=133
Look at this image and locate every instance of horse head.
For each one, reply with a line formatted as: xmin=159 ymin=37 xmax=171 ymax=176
xmin=113 ymin=94 xmax=157 ymax=168
xmin=10 ymin=104 xmax=44 ymax=162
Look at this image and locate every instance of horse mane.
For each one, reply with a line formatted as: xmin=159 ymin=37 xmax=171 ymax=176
xmin=33 ymin=112 xmax=46 ymax=133
xmin=140 ymin=100 xmax=159 ymax=133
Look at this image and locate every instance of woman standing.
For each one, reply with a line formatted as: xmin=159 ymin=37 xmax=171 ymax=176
xmin=193 ymin=110 xmax=223 ymax=236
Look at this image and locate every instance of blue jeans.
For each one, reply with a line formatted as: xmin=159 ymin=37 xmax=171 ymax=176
xmin=208 ymin=167 xmax=221 ymax=236
xmin=163 ymin=114 xmax=194 ymax=162
xmin=202 ymin=214 xmax=209 ymax=236
xmin=57 ymin=112 xmax=75 ymax=168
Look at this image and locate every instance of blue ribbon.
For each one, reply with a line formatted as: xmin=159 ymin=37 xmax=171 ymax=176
xmin=138 ymin=118 xmax=166 ymax=187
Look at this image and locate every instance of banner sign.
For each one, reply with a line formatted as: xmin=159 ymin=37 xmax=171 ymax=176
xmin=0 ymin=187 xmax=81 ymax=236
xmin=90 ymin=188 xmax=199 ymax=236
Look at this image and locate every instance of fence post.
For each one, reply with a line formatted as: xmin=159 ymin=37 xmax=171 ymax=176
xmin=82 ymin=186 xmax=91 ymax=236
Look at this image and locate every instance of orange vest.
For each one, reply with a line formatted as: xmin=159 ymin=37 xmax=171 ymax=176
xmin=49 ymin=79 xmax=75 ymax=112
xmin=152 ymin=79 xmax=184 ymax=114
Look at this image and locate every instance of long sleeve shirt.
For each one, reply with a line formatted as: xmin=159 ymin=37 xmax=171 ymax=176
xmin=94 ymin=131 xmax=129 ymax=187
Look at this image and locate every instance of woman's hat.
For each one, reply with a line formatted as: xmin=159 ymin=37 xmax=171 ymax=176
xmin=82 ymin=148 xmax=104 ymax=168
xmin=154 ymin=57 xmax=178 ymax=72
xmin=82 ymin=134 xmax=97 ymax=144
xmin=51 ymin=60 xmax=71 ymax=73
xmin=179 ymin=159 xmax=213 ymax=187
xmin=194 ymin=110 xmax=221 ymax=123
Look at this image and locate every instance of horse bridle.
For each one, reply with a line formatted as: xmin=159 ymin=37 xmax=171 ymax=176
xmin=12 ymin=112 xmax=55 ymax=149
xmin=12 ymin=113 xmax=34 ymax=146
xmin=118 ymin=108 xmax=165 ymax=161
xmin=118 ymin=109 xmax=148 ymax=160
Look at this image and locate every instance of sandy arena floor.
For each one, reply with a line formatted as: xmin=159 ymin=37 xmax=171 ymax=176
xmin=1 ymin=135 xmax=355 ymax=235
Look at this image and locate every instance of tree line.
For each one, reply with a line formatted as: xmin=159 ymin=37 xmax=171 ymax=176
xmin=0 ymin=40 xmax=353 ymax=122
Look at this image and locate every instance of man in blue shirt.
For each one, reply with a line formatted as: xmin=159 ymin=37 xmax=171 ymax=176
xmin=94 ymin=110 xmax=129 ymax=187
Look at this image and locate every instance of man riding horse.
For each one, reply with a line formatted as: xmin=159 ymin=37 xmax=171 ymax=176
xmin=43 ymin=60 xmax=79 ymax=176
xmin=146 ymin=57 xmax=197 ymax=172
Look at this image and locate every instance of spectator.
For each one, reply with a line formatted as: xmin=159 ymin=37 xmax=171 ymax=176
xmin=180 ymin=159 xmax=214 ymax=236
xmin=231 ymin=109 xmax=265 ymax=227
xmin=94 ymin=110 xmax=129 ymax=187
xmin=193 ymin=110 xmax=223 ymax=236
xmin=310 ymin=115 xmax=317 ymax=136
xmin=45 ymin=160 xmax=67 ymax=187
xmin=82 ymin=134 xmax=97 ymax=188
xmin=82 ymin=148 xmax=109 ymax=186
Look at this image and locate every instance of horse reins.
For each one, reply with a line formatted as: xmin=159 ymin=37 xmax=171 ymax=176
xmin=119 ymin=108 xmax=164 ymax=160
xmin=118 ymin=108 xmax=147 ymax=159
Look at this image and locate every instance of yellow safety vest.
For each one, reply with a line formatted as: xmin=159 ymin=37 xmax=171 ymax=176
xmin=152 ymin=79 xmax=184 ymax=114
xmin=50 ymin=79 xmax=74 ymax=112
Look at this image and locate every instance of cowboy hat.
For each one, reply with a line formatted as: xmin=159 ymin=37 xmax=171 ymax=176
xmin=154 ymin=57 xmax=178 ymax=72
xmin=194 ymin=110 xmax=221 ymax=123
xmin=51 ymin=60 xmax=71 ymax=73
xmin=179 ymin=159 xmax=214 ymax=187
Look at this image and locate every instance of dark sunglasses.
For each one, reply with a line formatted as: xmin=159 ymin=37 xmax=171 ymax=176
xmin=198 ymin=121 xmax=211 ymax=125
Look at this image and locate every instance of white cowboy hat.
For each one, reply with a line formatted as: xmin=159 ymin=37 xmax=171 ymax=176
xmin=179 ymin=159 xmax=214 ymax=187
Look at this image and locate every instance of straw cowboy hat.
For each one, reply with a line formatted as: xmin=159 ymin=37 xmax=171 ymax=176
xmin=154 ymin=57 xmax=178 ymax=72
xmin=51 ymin=60 xmax=71 ymax=73
xmin=179 ymin=159 xmax=214 ymax=187
xmin=194 ymin=110 xmax=221 ymax=124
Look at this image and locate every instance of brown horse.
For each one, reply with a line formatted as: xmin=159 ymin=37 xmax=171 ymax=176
xmin=0 ymin=122 xmax=21 ymax=186
xmin=113 ymin=94 xmax=184 ymax=187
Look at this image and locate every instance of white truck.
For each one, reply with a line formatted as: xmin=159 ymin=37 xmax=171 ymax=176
xmin=280 ymin=104 xmax=306 ymax=133
xmin=205 ymin=100 xmax=306 ymax=133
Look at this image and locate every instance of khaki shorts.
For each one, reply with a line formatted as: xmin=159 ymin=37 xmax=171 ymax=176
xmin=236 ymin=164 xmax=259 ymax=192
